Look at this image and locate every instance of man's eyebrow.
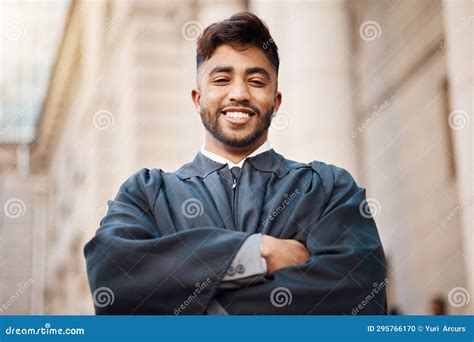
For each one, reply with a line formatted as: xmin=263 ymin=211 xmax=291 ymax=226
xmin=208 ymin=66 xmax=234 ymax=77
xmin=208 ymin=66 xmax=271 ymax=80
xmin=245 ymin=67 xmax=271 ymax=80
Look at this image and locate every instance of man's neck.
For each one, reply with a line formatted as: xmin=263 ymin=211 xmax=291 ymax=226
xmin=203 ymin=135 xmax=268 ymax=164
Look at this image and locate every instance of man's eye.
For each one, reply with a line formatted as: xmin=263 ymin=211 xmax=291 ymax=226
xmin=249 ymin=79 xmax=265 ymax=86
xmin=214 ymin=78 xmax=229 ymax=83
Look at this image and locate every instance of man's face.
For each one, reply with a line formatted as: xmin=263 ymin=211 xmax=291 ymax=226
xmin=192 ymin=44 xmax=281 ymax=148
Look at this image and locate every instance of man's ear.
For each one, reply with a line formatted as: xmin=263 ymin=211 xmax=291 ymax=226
xmin=191 ymin=88 xmax=201 ymax=111
xmin=273 ymin=91 xmax=282 ymax=113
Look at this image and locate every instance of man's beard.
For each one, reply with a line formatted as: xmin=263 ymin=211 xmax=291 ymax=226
xmin=199 ymin=103 xmax=274 ymax=148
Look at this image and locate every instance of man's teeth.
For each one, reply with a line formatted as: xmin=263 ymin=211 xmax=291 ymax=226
xmin=224 ymin=111 xmax=249 ymax=119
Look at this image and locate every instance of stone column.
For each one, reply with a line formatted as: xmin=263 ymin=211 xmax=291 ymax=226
xmin=249 ymin=0 xmax=359 ymax=177
xmin=442 ymin=0 xmax=474 ymax=313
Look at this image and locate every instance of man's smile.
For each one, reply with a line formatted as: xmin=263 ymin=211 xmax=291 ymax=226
xmin=221 ymin=107 xmax=256 ymax=126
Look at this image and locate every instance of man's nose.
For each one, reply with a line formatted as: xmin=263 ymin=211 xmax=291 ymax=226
xmin=228 ymin=80 xmax=250 ymax=102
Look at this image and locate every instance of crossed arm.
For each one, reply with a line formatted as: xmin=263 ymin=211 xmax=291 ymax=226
xmin=222 ymin=233 xmax=310 ymax=289
xmin=84 ymin=168 xmax=386 ymax=315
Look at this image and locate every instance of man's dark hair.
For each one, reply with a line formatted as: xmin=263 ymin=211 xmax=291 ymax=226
xmin=196 ymin=12 xmax=279 ymax=74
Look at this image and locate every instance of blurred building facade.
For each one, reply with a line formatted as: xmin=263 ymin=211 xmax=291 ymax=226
xmin=0 ymin=0 xmax=472 ymax=315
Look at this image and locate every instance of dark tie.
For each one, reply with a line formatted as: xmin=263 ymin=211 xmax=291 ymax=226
xmin=230 ymin=166 xmax=241 ymax=180
xmin=230 ymin=167 xmax=241 ymax=188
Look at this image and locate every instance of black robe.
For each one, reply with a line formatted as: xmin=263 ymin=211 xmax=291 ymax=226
xmin=84 ymin=149 xmax=387 ymax=314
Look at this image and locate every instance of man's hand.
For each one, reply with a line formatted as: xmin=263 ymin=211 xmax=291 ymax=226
xmin=261 ymin=235 xmax=310 ymax=275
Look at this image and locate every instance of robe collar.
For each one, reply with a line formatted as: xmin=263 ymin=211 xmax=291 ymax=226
xmin=175 ymin=147 xmax=293 ymax=180
xmin=200 ymin=140 xmax=272 ymax=169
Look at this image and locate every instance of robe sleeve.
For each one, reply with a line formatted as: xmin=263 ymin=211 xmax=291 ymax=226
xmin=219 ymin=233 xmax=266 ymax=289
xmin=215 ymin=163 xmax=388 ymax=315
xmin=84 ymin=168 xmax=250 ymax=315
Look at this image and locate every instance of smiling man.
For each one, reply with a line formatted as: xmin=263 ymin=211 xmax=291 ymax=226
xmin=84 ymin=12 xmax=387 ymax=315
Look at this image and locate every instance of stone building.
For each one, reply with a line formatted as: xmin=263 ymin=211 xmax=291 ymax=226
xmin=0 ymin=0 xmax=472 ymax=315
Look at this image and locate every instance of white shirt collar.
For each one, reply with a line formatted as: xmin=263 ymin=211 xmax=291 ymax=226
xmin=200 ymin=140 xmax=272 ymax=169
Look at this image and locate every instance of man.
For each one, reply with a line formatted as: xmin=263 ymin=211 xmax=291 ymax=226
xmin=84 ymin=12 xmax=387 ymax=315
